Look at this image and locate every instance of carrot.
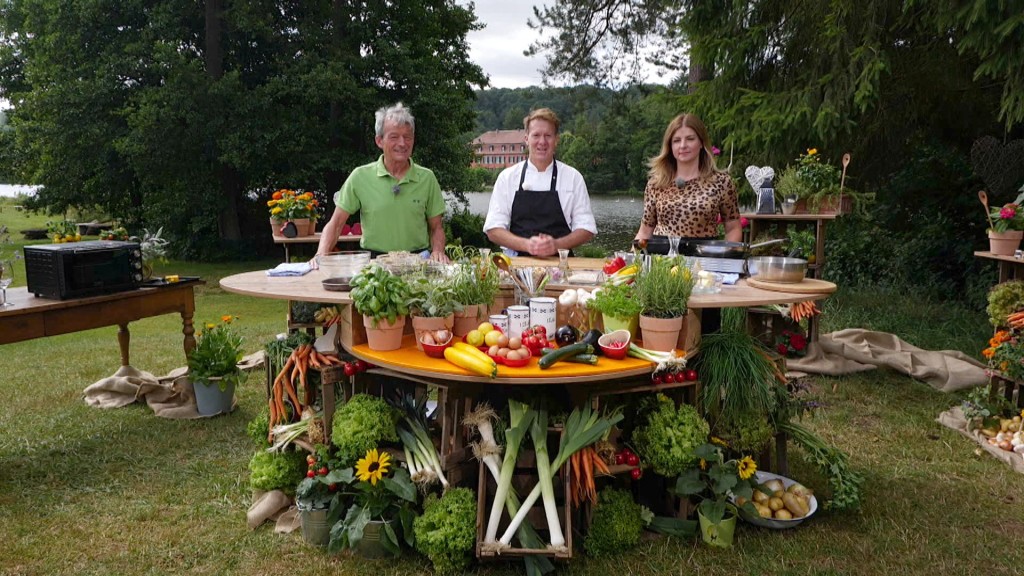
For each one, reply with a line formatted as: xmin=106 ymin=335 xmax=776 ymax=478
xmin=591 ymin=449 xmax=610 ymax=476
xmin=581 ymin=447 xmax=594 ymax=504
xmin=570 ymin=451 xmax=581 ymax=507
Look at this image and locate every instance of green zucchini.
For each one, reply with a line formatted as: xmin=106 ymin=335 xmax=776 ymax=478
xmin=540 ymin=348 xmax=600 ymax=365
xmin=538 ymin=343 xmax=594 ymax=369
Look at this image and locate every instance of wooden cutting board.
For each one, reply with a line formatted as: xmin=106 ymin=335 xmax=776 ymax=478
xmin=747 ymin=277 xmax=837 ymax=294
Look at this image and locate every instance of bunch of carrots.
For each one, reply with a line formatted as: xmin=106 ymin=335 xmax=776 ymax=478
xmin=569 ymin=445 xmax=611 ymax=507
xmin=267 ymin=343 xmax=344 ymax=442
xmin=790 ymin=300 xmax=821 ymax=322
xmin=1007 ymin=310 xmax=1024 ymax=330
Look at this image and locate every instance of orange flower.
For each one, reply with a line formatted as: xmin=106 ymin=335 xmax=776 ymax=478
xmin=272 ymin=190 xmax=285 ymax=200
xmin=221 ymin=315 xmax=234 ymax=323
xmin=983 ymin=347 xmax=996 ymax=359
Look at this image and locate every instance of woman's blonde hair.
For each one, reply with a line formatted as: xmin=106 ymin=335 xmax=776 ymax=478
xmin=647 ymin=113 xmax=718 ymax=189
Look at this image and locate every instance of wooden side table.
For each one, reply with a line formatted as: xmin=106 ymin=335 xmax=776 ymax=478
xmin=974 ymin=251 xmax=1024 ymax=284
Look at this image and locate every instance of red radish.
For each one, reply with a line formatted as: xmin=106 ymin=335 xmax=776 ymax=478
xmin=684 ymin=369 xmax=698 ymax=381
xmin=626 ymin=453 xmax=640 ymax=467
xmin=630 ymin=468 xmax=643 ymax=480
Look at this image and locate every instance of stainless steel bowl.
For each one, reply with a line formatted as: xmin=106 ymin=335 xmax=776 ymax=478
xmin=747 ymin=256 xmax=807 ymax=283
xmin=317 ymin=250 xmax=371 ymax=283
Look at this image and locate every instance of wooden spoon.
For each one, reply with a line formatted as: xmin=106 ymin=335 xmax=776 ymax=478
xmin=492 ymin=253 xmax=527 ymax=292
xmin=980 ymin=190 xmax=996 ymax=230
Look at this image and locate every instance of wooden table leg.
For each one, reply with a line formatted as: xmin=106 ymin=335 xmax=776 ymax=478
xmin=117 ymin=323 xmax=130 ymax=366
xmin=182 ymin=306 xmax=197 ymax=358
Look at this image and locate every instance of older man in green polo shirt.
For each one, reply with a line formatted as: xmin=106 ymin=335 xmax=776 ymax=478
xmin=312 ymin=102 xmax=449 ymax=265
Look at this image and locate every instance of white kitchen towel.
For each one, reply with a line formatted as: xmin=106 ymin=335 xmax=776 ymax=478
xmin=266 ymin=262 xmax=311 ymax=277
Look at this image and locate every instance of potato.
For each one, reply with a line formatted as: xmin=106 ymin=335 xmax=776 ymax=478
xmin=787 ymin=483 xmax=813 ymax=498
xmin=768 ymin=497 xmax=784 ymax=512
xmin=753 ymin=502 xmax=772 ymax=518
xmin=774 ymin=509 xmax=793 ymax=520
xmin=782 ymin=493 xmax=809 ymax=518
xmin=764 ymin=479 xmax=785 ymax=494
xmin=752 ymin=490 xmax=770 ymax=504
xmin=734 ymin=496 xmax=748 ymax=507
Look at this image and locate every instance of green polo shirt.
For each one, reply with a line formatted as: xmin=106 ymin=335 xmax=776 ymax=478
xmin=335 ymin=156 xmax=445 ymax=253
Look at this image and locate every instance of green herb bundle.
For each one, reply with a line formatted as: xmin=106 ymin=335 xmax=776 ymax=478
xmin=634 ymin=255 xmax=694 ymax=318
xmin=693 ymin=330 xmax=781 ymax=427
xmin=588 ymin=282 xmax=643 ymax=319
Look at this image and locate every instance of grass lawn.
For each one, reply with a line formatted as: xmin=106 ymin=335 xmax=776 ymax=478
xmin=2 ymin=202 xmax=1023 ymax=575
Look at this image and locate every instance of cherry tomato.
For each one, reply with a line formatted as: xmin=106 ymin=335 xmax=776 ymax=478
xmin=343 ymin=362 xmax=357 ymax=377
xmin=354 ymin=360 xmax=369 ymax=372
xmin=328 ymin=483 xmax=337 ymax=491
xmin=615 ymin=453 xmax=625 ymax=465
xmin=684 ymin=369 xmax=698 ymax=381
xmin=626 ymin=453 xmax=640 ymax=467
xmin=306 ymin=454 xmax=317 ymax=465
xmin=318 ymin=466 xmax=329 ymax=476
xmin=306 ymin=470 xmax=316 ymax=478
xmin=630 ymin=468 xmax=643 ymax=480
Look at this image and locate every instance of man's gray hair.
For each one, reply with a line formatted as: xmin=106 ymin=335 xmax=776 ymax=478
xmin=375 ymin=102 xmax=415 ymax=137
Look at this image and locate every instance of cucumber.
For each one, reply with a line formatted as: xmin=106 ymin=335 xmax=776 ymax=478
xmin=541 ymin=348 xmax=599 ymax=365
xmin=538 ymin=342 xmax=594 ymax=369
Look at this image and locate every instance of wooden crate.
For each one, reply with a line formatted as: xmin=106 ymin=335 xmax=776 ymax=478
xmin=475 ymin=441 xmax=573 ymax=560
xmin=989 ymin=373 xmax=1024 ymax=410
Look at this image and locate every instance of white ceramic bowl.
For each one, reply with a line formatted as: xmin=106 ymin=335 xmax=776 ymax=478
xmin=731 ymin=471 xmax=817 ymax=529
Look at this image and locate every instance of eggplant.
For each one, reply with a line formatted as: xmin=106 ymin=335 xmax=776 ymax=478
xmin=554 ymin=325 xmax=578 ymax=347
xmin=579 ymin=328 xmax=604 ymax=355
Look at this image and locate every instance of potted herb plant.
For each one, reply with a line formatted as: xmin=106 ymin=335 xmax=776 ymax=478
xmin=328 ymin=448 xmax=418 ymax=559
xmin=588 ymin=282 xmax=643 ymax=336
xmin=448 ymin=246 xmax=500 ymax=336
xmin=675 ymin=442 xmax=761 ymax=548
xmin=634 ymin=255 xmax=695 ymax=351
xmin=350 ymin=264 xmax=411 ymax=351
xmin=405 ymin=273 xmax=462 ymax=350
xmin=187 ymin=314 xmax=247 ymax=416
xmin=130 ymin=227 xmax=169 ymax=280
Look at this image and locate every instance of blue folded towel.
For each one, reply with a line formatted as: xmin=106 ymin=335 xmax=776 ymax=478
xmin=266 ymin=262 xmax=312 ymax=277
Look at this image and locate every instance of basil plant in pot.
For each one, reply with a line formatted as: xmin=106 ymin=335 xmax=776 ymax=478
xmin=405 ymin=273 xmax=462 ymax=350
xmin=350 ymin=264 xmax=411 ymax=351
xmin=634 ymin=255 xmax=695 ymax=352
xmin=187 ymin=314 xmax=247 ymax=416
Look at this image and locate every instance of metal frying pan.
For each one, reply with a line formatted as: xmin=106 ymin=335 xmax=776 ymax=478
xmin=687 ymin=238 xmax=786 ymax=259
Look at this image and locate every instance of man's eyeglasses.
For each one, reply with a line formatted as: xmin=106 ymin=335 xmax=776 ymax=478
xmin=392 ymin=184 xmax=401 ymax=196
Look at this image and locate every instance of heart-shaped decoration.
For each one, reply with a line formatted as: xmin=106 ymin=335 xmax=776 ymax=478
xmin=745 ymin=165 xmax=775 ymax=190
xmin=971 ymin=136 xmax=1024 ymax=201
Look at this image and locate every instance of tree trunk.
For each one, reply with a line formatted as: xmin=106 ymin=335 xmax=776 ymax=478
xmin=205 ymin=0 xmax=241 ymax=241
xmin=688 ymin=60 xmax=710 ymax=93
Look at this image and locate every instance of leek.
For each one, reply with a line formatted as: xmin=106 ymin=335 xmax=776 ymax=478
xmin=530 ymin=407 xmax=565 ymax=550
xmin=483 ymin=399 xmax=535 ymax=548
xmin=498 ymin=405 xmax=623 ymax=547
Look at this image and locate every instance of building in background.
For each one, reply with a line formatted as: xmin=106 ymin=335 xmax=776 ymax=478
xmin=471 ymin=129 xmax=527 ymax=168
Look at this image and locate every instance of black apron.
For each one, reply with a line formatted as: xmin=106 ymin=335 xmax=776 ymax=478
xmin=508 ymin=161 xmax=572 ymax=256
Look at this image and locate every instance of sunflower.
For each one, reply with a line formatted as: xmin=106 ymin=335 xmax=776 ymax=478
xmin=737 ymin=455 xmax=757 ymax=480
xmin=355 ymin=448 xmax=391 ymax=485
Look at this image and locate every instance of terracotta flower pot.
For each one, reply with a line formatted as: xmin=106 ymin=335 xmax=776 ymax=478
xmin=639 ymin=314 xmax=684 ymax=352
xmin=307 ymin=219 xmax=317 ymax=236
xmin=363 ymin=315 xmax=406 ymax=351
xmin=270 ymin=217 xmax=285 ymax=237
xmin=411 ymin=314 xmax=454 ymax=351
xmin=988 ymin=230 xmax=1024 ymax=256
xmin=453 ymin=304 xmax=481 ymax=337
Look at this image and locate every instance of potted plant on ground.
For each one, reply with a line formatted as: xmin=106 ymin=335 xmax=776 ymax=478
xmin=328 ymin=447 xmax=418 ymax=559
xmin=588 ymin=282 xmax=643 ymax=336
xmin=350 ymin=264 xmax=411 ymax=351
xmin=448 ymin=246 xmax=500 ymax=336
xmin=634 ymin=255 xmax=695 ymax=351
xmin=295 ymin=447 xmax=350 ymax=547
xmin=187 ymin=314 xmax=247 ymax=416
xmin=675 ymin=442 xmax=761 ymax=548
xmin=267 ymin=188 xmax=319 ymax=237
xmin=405 ymin=273 xmax=462 ymax=350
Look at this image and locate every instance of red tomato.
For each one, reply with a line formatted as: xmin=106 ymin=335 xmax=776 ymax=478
xmin=343 ymin=362 xmax=357 ymax=377
xmin=328 ymin=483 xmax=337 ymax=491
xmin=318 ymin=467 xmax=329 ymax=476
xmin=355 ymin=360 xmax=370 ymax=372
xmin=684 ymin=369 xmax=698 ymax=381
xmin=626 ymin=453 xmax=640 ymax=467
xmin=306 ymin=470 xmax=315 ymax=478
xmin=306 ymin=454 xmax=317 ymax=465
xmin=630 ymin=468 xmax=643 ymax=480
xmin=651 ymin=374 xmax=662 ymax=385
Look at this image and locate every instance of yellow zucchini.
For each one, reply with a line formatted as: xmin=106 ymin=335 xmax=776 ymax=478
xmin=452 ymin=341 xmax=494 ymax=362
xmin=444 ymin=346 xmax=497 ymax=378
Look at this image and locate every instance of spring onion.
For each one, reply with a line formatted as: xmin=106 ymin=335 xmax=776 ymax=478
xmin=627 ymin=342 xmax=688 ymax=373
xmin=266 ymin=413 xmax=318 ymax=452
xmin=483 ymin=399 xmax=535 ymax=549
xmin=498 ymin=405 xmax=623 ymax=548
xmin=390 ymin=394 xmax=448 ymax=490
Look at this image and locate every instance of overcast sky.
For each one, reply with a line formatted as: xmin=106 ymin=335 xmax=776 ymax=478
xmin=461 ymin=1 xmax=551 ymax=89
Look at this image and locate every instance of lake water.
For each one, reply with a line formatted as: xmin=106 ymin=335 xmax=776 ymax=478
xmin=461 ymin=191 xmax=643 ymax=253
xmin=0 ymin=184 xmax=39 ymax=198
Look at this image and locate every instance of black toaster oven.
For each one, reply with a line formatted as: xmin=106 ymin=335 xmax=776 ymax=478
xmin=24 ymin=240 xmax=144 ymax=299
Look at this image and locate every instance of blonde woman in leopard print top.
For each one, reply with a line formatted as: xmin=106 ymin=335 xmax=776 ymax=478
xmin=634 ymin=113 xmax=741 ymax=243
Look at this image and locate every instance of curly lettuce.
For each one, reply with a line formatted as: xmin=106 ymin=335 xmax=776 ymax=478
xmin=413 ymin=488 xmax=477 ymax=575
xmin=584 ymin=488 xmax=644 ymax=557
xmin=633 ymin=394 xmax=709 ymax=477
xmin=248 ymin=450 xmax=306 ymax=492
xmin=330 ymin=394 xmax=399 ymax=467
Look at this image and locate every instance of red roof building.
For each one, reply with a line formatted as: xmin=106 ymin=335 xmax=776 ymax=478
xmin=472 ymin=129 xmax=527 ymax=168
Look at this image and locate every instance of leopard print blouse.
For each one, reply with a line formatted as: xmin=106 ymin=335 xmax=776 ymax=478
xmin=640 ymin=171 xmax=740 ymax=238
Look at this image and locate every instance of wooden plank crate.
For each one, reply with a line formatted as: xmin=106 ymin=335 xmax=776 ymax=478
xmin=476 ymin=437 xmax=573 ymax=561
xmin=989 ymin=373 xmax=1024 ymax=410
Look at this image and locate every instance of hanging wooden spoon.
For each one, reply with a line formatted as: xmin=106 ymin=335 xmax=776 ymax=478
xmin=980 ymin=190 xmax=996 ymax=230
xmin=839 ymin=153 xmax=851 ymax=194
